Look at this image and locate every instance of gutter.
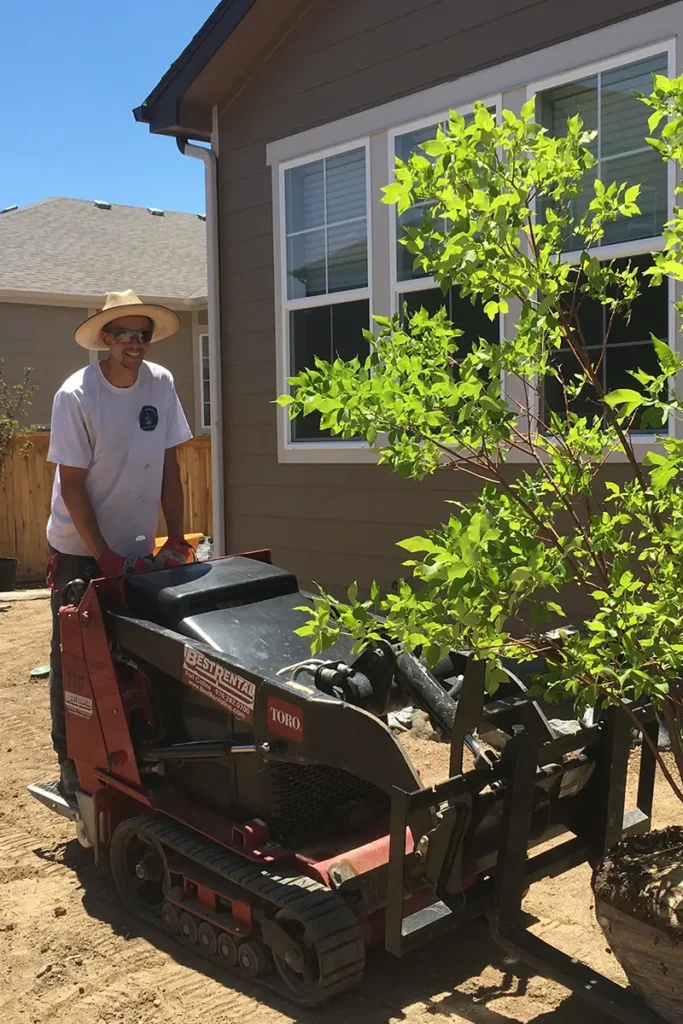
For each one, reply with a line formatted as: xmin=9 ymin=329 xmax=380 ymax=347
xmin=177 ymin=137 xmax=226 ymax=557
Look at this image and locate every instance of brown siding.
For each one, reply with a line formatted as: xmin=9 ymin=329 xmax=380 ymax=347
xmin=216 ymin=0 xmax=669 ymax=593
xmin=0 ymin=303 xmax=199 ymax=433
xmin=0 ymin=303 xmax=89 ymax=426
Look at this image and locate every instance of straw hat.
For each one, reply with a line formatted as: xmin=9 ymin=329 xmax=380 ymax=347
xmin=74 ymin=289 xmax=181 ymax=351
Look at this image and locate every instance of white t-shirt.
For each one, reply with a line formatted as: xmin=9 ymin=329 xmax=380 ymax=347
xmin=47 ymin=360 xmax=192 ymax=557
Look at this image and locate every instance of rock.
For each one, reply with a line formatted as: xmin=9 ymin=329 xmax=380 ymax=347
xmin=40 ymin=942 xmax=50 ymax=953
xmin=548 ymin=719 xmax=583 ymax=738
xmin=387 ymin=706 xmax=415 ymax=732
xmin=477 ymin=725 xmax=510 ymax=751
xmin=54 ymin=907 xmax=67 ymax=918
xmin=79 ymin=986 xmax=85 ymax=995
xmin=36 ymin=964 xmax=52 ymax=978
xmin=411 ymin=710 xmax=442 ymax=742
xmin=658 ymin=723 xmax=672 ymax=751
xmin=154 ymin=999 xmax=161 ymax=1008
xmin=196 ymin=536 xmax=214 ymax=562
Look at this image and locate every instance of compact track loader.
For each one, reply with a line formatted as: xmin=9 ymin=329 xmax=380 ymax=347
xmin=30 ymin=552 xmax=663 ymax=1020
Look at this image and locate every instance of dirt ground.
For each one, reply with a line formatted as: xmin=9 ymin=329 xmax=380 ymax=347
xmin=1 ymin=600 xmax=681 ymax=1024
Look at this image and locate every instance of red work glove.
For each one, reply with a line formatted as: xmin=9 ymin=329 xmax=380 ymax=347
xmin=97 ymin=548 xmax=155 ymax=577
xmin=154 ymin=535 xmax=196 ymax=569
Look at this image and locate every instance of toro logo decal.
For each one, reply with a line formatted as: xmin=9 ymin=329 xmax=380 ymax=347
xmin=267 ymin=697 xmax=304 ymax=742
xmin=183 ymin=646 xmax=256 ymax=724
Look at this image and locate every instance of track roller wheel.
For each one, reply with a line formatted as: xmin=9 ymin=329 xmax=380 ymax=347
xmin=237 ymin=940 xmax=271 ymax=978
xmin=110 ymin=819 xmax=168 ymax=919
xmin=197 ymin=921 xmax=218 ymax=957
xmin=162 ymin=903 xmax=179 ymax=933
xmin=179 ymin=912 xmax=198 ymax=945
xmin=217 ymin=931 xmax=238 ymax=966
xmin=266 ymin=904 xmax=364 ymax=1006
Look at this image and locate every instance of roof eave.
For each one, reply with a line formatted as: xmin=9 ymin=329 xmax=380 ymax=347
xmin=134 ymin=0 xmax=260 ymax=137
xmin=0 ymin=289 xmax=207 ymax=310
xmin=133 ymin=97 xmax=213 ymax=141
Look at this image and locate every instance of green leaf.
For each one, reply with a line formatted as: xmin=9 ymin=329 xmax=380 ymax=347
xmin=510 ymin=566 xmax=532 ymax=584
xmin=397 ymin=536 xmax=438 ymax=553
xmin=604 ymin=388 xmax=645 ymax=415
xmin=275 ymin=394 xmax=295 ymax=406
xmin=422 ymin=139 xmax=447 ymax=157
xmin=382 ymin=182 xmax=405 ymax=206
xmin=485 ymin=662 xmax=508 ymax=695
xmin=484 ymin=300 xmax=499 ymax=321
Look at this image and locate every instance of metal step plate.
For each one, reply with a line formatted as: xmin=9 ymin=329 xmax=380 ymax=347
xmin=27 ymin=781 xmax=79 ymax=822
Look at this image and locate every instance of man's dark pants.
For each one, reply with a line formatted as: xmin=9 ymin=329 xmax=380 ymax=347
xmin=49 ymin=548 xmax=98 ymax=757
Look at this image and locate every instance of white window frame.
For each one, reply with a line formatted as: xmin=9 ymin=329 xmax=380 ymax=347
xmin=387 ymin=98 xmax=501 ymax=314
xmin=388 ymin=98 xmax=506 ymax=380
xmin=199 ymin=332 xmax=211 ymax=431
xmin=267 ymin=3 xmax=683 ymax=464
xmin=276 ymin=137 xmax=374 ymax=458
xmin=523 ymin=39 xmax=678 ymax=453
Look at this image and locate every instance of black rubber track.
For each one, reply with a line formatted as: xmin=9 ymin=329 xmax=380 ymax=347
xmin=110 ymin=813 xmax=366 ymax=1005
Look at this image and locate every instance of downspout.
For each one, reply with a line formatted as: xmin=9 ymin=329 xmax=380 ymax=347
xmin=177 ymin=136 xmax=226 ymax=557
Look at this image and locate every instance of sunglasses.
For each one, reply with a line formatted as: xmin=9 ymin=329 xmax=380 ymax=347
xmin=106 ymin=327 xmax=154 ymax=344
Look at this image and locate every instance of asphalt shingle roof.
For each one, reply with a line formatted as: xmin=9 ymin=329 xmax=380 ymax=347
xmin=0 ymin=197 xmax=207 ymax=302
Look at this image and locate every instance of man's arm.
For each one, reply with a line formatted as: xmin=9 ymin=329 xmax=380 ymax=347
xmin=59 ymin=466 xmax=108 ymax=559
xmin=161 ymin=447 xmax=185 ymax=537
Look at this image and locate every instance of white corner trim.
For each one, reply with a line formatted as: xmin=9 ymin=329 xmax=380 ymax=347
xmin=266 ymin=1 xmax=683 ymax=167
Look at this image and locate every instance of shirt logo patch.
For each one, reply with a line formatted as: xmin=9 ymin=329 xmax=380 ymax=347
xmin=139 ymin=405 xmax=159 ymax=431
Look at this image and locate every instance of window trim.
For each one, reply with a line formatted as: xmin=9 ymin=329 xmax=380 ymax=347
xmin=276 ymin=136 xmax=375 ymax=457
xmin=526 ymin=40 xmax=677 ymax=444
xmin=199 ymin=332 xmax=211 ymax=432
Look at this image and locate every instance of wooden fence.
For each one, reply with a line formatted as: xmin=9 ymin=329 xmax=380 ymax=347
xmin=0 ymin=434 xmax=213 ymax=582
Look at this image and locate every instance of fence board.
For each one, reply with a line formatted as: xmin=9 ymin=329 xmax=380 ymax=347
xmin=0 ymin=434 xmax=212 ymax=582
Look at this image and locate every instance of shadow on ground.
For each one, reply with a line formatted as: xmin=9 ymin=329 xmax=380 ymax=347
xmin=33 ymin=838 xmax=615 ymax=1024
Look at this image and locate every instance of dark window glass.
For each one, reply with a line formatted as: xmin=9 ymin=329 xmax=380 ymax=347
xmin=399 ymin=286 xmax=499 ymax=362
xmin=544 ymin=255 xmax=668 ymax=430
xmin=289 ymin=299 xmax=370 ymax=440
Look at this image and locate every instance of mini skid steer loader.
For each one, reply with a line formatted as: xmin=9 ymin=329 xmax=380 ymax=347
xmin=29 ymin=552 xmax=664 ymax=1020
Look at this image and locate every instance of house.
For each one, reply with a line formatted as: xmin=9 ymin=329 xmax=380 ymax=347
xmin=0 ymin=198 xmax=210 ymax=436
xmin=135 ymin=0 xmax=682 ymax=594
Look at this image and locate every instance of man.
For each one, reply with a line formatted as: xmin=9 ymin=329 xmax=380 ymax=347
xmin=47 ymin=289 xmax=194 ymax=795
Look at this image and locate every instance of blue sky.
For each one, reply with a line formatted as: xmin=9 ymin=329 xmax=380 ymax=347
xmin=0 ymin=1 xmax=217 ymax=215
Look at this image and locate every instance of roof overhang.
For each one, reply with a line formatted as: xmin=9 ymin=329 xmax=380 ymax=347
xmin=134 ymin=0 xmax=313 ymax=140
xmin=0 ymin=290 xmax=207 ymax=310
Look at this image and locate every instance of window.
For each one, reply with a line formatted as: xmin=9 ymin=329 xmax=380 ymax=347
xmin=392 ymin=111 xmax=501 ymax=357
xmin=267 ymin=10 xmax=680 ymax=462
xmin=539 ymin=53 xmax=668 ymax=249
xmin=283 ymin=144 xmax=371 ymax=440
xmin=200 ymin=333 xmax=211 ymax=429
xmin=536 ymin=50 xmax=672 ymax=429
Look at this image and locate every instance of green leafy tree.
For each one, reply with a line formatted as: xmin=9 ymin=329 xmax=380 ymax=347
xmin=278 ymin=76 xmax=683 ymax=802
xmin=0 ymin=360 xmax=37 ymax=480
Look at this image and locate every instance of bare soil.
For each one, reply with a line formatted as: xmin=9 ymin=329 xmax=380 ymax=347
xmin=1 ymin=600 xmax=681 ymax=1024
